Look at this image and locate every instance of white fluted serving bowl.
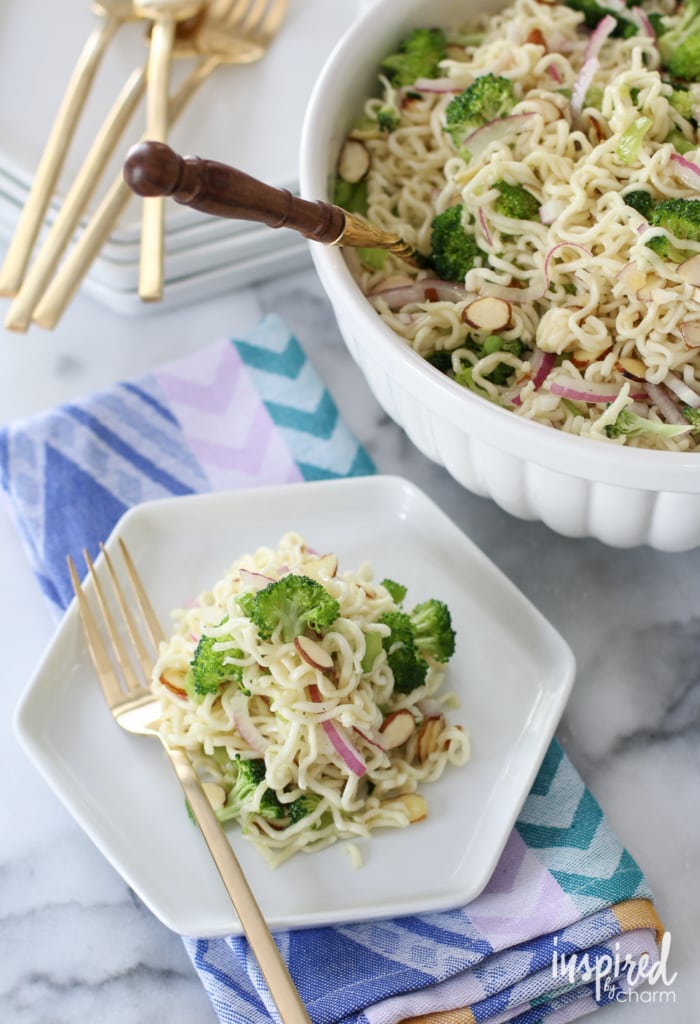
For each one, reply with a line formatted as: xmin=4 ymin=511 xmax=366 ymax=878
xmin=299 ymin=0 xmax=700 ymax=552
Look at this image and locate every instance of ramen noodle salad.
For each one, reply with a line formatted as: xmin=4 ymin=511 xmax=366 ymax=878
xmin=152 ymin=533 xmax=469 ymax=867
xmin=336 ymin=0 xmax=700 ymax=450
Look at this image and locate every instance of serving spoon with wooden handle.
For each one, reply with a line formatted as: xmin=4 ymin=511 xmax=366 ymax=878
xmin=122 ymin=140 xmax=423 ymax=266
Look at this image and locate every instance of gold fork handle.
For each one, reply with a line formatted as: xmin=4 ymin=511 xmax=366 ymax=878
xmin=166 ymin=745 xmax=312 ymax=1024
xmin=32 ymin=55 xmax=221 ymax=331
xmin=5 ymin=65 xmax=147 ymax=333
xmin=0 ymin=11 xmax=123 ymax=298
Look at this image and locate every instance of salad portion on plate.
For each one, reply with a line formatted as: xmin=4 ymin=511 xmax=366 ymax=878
xmin=13 ymin=476 xmax=575 ymax=937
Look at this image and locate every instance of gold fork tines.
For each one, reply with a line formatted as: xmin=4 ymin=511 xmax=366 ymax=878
xmin=68 ymin=539 xmax=311 ymax=1024
xmin=30 ymin=0 xmax=289 ymax=331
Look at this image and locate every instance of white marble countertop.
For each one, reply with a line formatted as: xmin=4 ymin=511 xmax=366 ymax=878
xmin=1 ymin=253 xmax=698 ymax=1023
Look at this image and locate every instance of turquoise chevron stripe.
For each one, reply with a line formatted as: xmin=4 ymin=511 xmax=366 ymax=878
xmin=550 ymin=849 xmax=645 ymax=904
xmin=515 ymin=741 xmax=652 ymax=910
xmin=231 ymin=315 xmax=375 ymax=481
xmin=517 ymin=788 xmax=603 ymax=851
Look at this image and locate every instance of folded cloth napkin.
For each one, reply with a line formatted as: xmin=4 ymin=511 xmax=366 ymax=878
xmin=0 ymin=314 xmax=665 ymax=1024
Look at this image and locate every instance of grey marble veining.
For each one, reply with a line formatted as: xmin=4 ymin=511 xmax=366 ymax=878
xmin=0 ymin=264 xmax=698 ymax=1023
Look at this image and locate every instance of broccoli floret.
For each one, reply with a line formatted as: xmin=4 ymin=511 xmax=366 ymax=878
xmin=379 ymin=28 xmax=447 ymax=87
xmin=429 ymin=204 xmax=485 ymax=281
xmin=565 ymin=0 xmax=638 ymax=37
xmin=493 ymin=181 xmax=540 ymax=221
xmin=373 ymin=74 xmax=402 ymax=132
xmin=616 ymin=115 xmax=653 ymax=164
xmin=623 ymin=189 xmax=655 ymax=219
xmin=461 ymin=334 xmax=525 ymax=387
xmin=669 ymin=87 xmax=696 ymax=120
xmin=381 ymin=578 xmax=407 ymax=604
xmin=424 ymin=349 xmax=453 ymax=373
xmin=409 ymin=599 xmax=456 ymax=663
xmin=238 ymin=573 xmax=340 ymax=643
xmin=682 ymin=405 xmax=700 ymax=429
xmin=288 ymin=792 xmax=323 ymax=825
xmin=360 ymin=630 xmax=383 ymax=672
xmin=188 ymin=634 xmax=245 ymax=699
xmin=648 ymin=197 xmax=700 ymax=260
xmin=605 ymin=407 xmax=692 ymax=439
xmin=218 ymin=758 xmax=285 ymax=822
xmin=378 ymin=610 xmax=428 ymax=694
xmin=333 ymin=176 xmax=368 ymax=215
xmin=444 ymin=74 xmax=515 ymax=148
xmin=658 ymin=0 xmax=700 ymax=80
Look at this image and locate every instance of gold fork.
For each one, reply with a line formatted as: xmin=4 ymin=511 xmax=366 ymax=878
xmin=67 ymin=538 xmax=311 ymax=1024
xmin=31 ymin=0 xmax=288 ymax=331
xmin=0 ymin=1 xmax=136 ymax=298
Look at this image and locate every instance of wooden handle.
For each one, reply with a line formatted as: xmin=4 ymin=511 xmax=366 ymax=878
xmin=123 ymin=140 xmax=346 ymax=244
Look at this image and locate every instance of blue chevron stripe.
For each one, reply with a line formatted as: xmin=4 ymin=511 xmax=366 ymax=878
xmin=64 ymin=405 xmax=196 ymax=496
xmin=119 ymin=381 xmax=180 ymax=424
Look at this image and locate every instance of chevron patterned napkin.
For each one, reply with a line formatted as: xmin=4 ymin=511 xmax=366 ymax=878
xmin=0 ymin=314 xmax=665 ymax=1023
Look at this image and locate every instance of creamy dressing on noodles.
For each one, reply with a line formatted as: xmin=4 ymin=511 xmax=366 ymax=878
xmin=347 ymin=0 xmax=700 ymax=450
xmin=152 ymin=533 xmax=469 ymax=867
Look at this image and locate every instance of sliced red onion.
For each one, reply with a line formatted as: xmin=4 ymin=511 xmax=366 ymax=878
xmin=510 ymin=349 xmax=556 ymax=406
xmin=478 ymin=207 xmax=493 ymax=247
xmin=544 ymin=241 xmax=591 ymax=278
xmin=309 ymin=685 xmax=367 ymax=776
xmin=571 ymin=15 xmax=617 ymax=123
xmin=549 ymin=380 xmax=648 ymax=402
xmin=547 ymin=63 xmax=564 ymax=85
xmin=663 ymin=370 xmax=700 ymax=408
xmin=239 ymin=568 xmax=275 ymax=591
xmin=670 ymin=152 xmax=700 ymax=189
xmin=461 ymin=113 xmax=535 ymax=161
xmin=631 ymin=7 xmax=656 ymax=38
xmin=369 ymin=278 xmax=469 ymax=309
xmin=231 ymin=694 xmax=270 ymax=755
xmin=412 ymin=77 xmax=465 ymax=94
xmin=482 ymin=240 xmax=591 ymax=304
xmin=645 ymin=382 xmax=689 ymax=424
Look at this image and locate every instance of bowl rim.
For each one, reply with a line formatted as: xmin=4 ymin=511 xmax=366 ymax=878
xmin=299 ymin=0 xmax=700 ymax=494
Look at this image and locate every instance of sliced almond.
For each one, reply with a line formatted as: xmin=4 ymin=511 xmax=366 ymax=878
xmin=379 ymin=709 xmax=416 ymax=749
xmin=338 ymin=139 xmax=370 ymax=183
xmin=678 ymin=254 xmax=700 ymax=286
xmin=160 ymin=669 xmax=188 ymax=698
xmin=382 ymin=792 xmax=428 ymax=823
xmin=303 ymin=553 xmax=338 ymax=579
xmin=636 ymin=272 xmax=665 ymax=301
xmin=615 ymin=357 xmax=647 ymax=381
xmin=462 ymin=296 xmax=512 ymax=331
xmin=680 ymin=322 xmax=700 ymax=348
xmin=294 ymin=634 xmax=334 ymax=672
xmin=618 ymin=263 xmax=647 ymax=293
xmin=415 ymin=715 xmax=446 ymax=763
xmin=202 ymin=782 xmax=227 ymax=812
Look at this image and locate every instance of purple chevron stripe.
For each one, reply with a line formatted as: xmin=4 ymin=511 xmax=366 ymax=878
xmin=154 ymin=341 xmax=301 ymax=490
xmin=154 ymin=339 xmax=243 ymax=413
xmin=467 ymin=831 xmax=579 ymax=948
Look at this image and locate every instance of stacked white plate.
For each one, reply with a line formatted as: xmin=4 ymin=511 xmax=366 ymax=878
xmin=0 ymin=0 xmax=361 ymax=315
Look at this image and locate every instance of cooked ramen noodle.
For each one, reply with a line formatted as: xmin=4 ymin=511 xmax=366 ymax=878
xmin=152 ymin=533 xmax=469 ymax=867
xmin=339 ymin=0 xmax=700 ymax=450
